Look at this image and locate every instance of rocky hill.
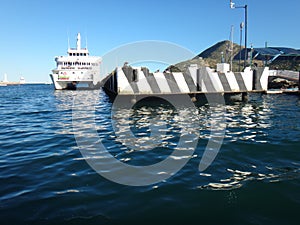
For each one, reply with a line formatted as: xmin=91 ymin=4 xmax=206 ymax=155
xmin=166 ymin=40 xmax=299 ymax=89
xmin=167 ymin=40 xmax=244 ymax=72
xmin=167 ymin=40 xmax=300 ymax=73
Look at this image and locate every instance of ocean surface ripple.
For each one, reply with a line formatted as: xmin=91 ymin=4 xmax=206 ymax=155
xmin=0 ymin=85 xmax=299 ymax=225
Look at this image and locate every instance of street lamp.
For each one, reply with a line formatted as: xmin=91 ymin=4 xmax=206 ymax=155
xmin=239 ymin=22 xmax=244 ymax=71
xmin=230 ymin=0 xmax=248 ymax=69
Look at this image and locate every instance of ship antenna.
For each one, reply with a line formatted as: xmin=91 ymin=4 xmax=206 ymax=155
xmin=77 ymin=33 xmax=81 ymax=50
xmin=85 ymin=31 xmax=88 ymax=50
xmin=67 ymin=30 xmax=70 ymax=50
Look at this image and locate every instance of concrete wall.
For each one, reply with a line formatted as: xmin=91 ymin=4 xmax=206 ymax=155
xmin=104 ymin=64 xmax=269 ymax=95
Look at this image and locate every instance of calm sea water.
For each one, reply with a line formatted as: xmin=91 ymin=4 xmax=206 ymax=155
xmin=0 ymin=84 xmax=299 ymax=225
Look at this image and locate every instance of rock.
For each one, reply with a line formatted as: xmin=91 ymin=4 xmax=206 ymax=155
xmin=268 ymin=77 xmax=298 ymax=89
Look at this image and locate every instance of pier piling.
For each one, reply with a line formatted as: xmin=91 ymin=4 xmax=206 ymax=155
xmin=242 ymin=92 xmax=248 ymax=101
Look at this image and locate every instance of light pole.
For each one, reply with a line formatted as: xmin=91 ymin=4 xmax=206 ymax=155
xmin=239 ymin=22 xmax=244 ymax=71
xmin=230 ymin=0 xmax=248 ymax=69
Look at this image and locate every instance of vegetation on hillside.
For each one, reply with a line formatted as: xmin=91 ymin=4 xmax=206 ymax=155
xmin=269 ymin=59 xmax=300 ymax=71
xmin=167 ymin=40 xmax=246 ymax=72
xmin=167 ymin=40 xmax=300 ymax=73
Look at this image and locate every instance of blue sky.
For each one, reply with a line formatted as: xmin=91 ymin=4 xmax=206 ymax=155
xmin=0 ymin=0 xmax=299 ymax=82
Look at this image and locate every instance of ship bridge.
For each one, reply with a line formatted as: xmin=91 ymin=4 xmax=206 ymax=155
xmin=67 ymin=33 xmax=89 ymax=56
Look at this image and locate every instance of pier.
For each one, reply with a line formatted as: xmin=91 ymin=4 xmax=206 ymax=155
xmin=101 ymin=63 xmax=271 ymax=103
xmin=0 ymin=81 xmax=22 ymax=86
xmin=0 ymin=74 xmax=25 ymax=86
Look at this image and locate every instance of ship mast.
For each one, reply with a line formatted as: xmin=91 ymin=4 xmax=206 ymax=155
xmin=76 ymin=33 xmax=81 ymax=50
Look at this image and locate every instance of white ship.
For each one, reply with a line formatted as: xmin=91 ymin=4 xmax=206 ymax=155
xmin=19 ymin=76 xmax=25 ymax=84
xmin=50 ymin=33 xmax=102 ymax=90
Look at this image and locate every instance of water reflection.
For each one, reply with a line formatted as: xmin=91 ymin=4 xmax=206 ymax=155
xmin=198 ymin=166 xmax=300 ymax=191
xmin=71 ymin=91 xmax=275 ymax=167
xmin=111 ymin=103 xmax=200 ymax=165
xmin=224 ymin=96 xmax=272 ymax=144
xmin=70 ymin=91 xmax=299 ymax=188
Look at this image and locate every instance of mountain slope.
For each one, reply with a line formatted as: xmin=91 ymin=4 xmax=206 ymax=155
xmin=167 ymin=40 xmax=243 ymax=72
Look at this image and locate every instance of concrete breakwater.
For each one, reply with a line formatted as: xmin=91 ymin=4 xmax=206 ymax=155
xmin=0 ymin=81 xmax=22 ymax=86
xmin=101 ymin=63 xmax=270 ymax=103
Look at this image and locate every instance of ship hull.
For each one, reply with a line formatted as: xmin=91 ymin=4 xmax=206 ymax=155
xmin=50 ymin=74 xmax=101 ymax=90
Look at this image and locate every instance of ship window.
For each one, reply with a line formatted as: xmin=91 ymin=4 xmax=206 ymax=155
xmin=80 ymin=53 xmax=83 ymax=56
xmin=68 ymin=62 xmax=72 ymax=66
xmin=84 ymin=53 xmax=87 ymax=56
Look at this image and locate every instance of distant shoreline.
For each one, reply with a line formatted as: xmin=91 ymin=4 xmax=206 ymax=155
xmin=0 ymin=82 xmax=22 ymax=86
xmin=0 ymin=82 xmax=52 ymax=85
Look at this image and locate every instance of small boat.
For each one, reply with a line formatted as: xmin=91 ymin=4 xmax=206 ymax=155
xmin=49 ymin=33 xmax=102 ymax=90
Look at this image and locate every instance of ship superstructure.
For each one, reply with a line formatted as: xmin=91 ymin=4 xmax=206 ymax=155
xmin=50 ymin=33 xmax=101 ymax=90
